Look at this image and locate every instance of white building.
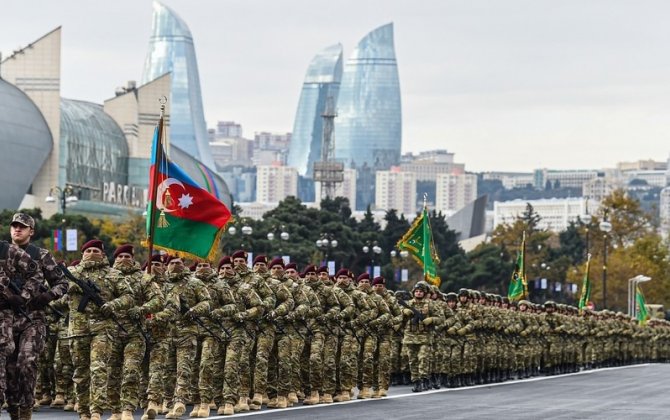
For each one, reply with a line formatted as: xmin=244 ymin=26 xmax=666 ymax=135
xmin=493 ymin=197 xmax=590 ymax=232
xmin=534 ymin=169 xmax=600 ymax=190
xmin=256 ymin=165 xmax=298 ymax=203
xmin=315 ymin=168 xmax=357 ymax=210
xmin=624 ymin=170 xmax=667 ymax=188
xmin=660 ymin=187 xmax=670 ymax=241
xmin=399 ymin=149 xmax=465 ymax=182
xmin=482 ymin=172 xmax=534 ymax=190
xmin=375 ymin=168 xmax=416 ymax=216
xmin=582 ymin=177 xmax=619 ymax=202
xmin=436 ymin=173 xmax=478 ymax=213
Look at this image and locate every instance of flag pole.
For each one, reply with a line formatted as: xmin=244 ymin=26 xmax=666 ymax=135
xmin=423 ymin=193 xmax=428 ymax=282
xmin=146 ymin=97 xmax=167 ymax=274
xmin=522 ymin=231 xmax=527 ymax=299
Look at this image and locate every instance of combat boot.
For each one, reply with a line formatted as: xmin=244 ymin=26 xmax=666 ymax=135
xmin=276 ymin=396 xmax=288 ymax=409
xmin=145 ymin=401 xmax=160 ymax=419
xmin=79 ymin=416 xmax=91 ymax=420
xmin=142 ymin=415 xmax=149 ymax=420
xmin=222 ymin=403 xmax=235 ymax=415
xmin=121 ymin=410 xmax=133 ymax=420
xmin=238 ymin=397 xmax=250 ymax=412
xmin=288 ymin=392 xmax=298 ymax=404
xmin=411 ymin=380 xmax=422 ymax=392
xmin=51 ymin=394 xmax=66 ymax=407
xmin=169 ymin=401 xmax=186 ymax=418
xmin=371 ymin=389 xmax=381 ymax=399
xmin=159 ymin=400 xmax=170 ymax=415
xmin=7 ymin=406 xmax=19 ymax=420
xmin=322 ymin=393 xmax=334 ymax=403
xmin=91 ymin=413 xmax=102 ymax=420
xmin=402 ymin=372 xmax=411 ymax=385
xmin=266 ymin=397 xmax=278 ymax=408
xmin=189 ymin=404 xmax=199 ymax=417
xmin=303 ymin=391 xmax=319 ymax=405
xmin=357 ymin=387 xmax=372 ymax=399
xmin=333 ymin=391 xmax=349 ymax=402
xmin=250 ymin=393 xmax=263 ymax=410
xmin=196 ymin=403 xmax=210 ymax=418
xmin=296 ymin=390 xmax=305 ymax=400
xmin=64 ymin=400 xmax=75 ymax=411
xmin=20 ymin=406 xmax=33 ymax=420
xmin=108 ymin=413 xmax=122 ymax=420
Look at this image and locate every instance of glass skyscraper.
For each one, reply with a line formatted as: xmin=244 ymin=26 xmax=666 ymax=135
xmin=334 ymin=23 xmax=402 ymax=208
xmin=287 ymin=44 xmax=343 ymax=178
xmin=141 ymin=1 xmax=215 ymax=169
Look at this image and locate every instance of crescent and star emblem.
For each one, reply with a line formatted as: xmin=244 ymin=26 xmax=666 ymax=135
xmin=156 ymin=178 xmax=194 ymax=212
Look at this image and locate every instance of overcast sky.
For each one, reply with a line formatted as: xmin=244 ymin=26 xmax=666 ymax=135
xmin=2 ymin=0 xmax=670 ymax=172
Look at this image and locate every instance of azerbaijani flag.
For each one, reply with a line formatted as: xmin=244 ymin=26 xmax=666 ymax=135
xmin=507 ymin=232 xmax=527 ymax=301
xmin=145 ymin=122 xmax=231 ymax=261
xmin=51 ymin=229 xmax=63 ymax=252
xmin=397 ymin=206 xmax=441 ymax=287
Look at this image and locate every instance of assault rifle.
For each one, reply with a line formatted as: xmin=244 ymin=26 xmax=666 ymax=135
xmin=58 ymin=263 xmax=127 ymax=334
xmin=398 ymin=299 xmax=425 ymax=326
xmin=179 ymin=299 xmax=229 ymax=341
xmin=8 ymin=277 xmax=32 ymax=323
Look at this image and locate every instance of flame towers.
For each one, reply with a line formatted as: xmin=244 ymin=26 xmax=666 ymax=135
xmin=141 ymin=1 xmax=215 ymax=169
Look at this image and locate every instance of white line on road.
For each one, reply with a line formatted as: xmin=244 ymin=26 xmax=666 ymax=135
xmin=206 ymin=364 xmax=650 ymax=418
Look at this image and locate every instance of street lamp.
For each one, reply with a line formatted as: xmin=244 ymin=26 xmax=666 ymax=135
xmin=45 ymin=185 xmax=78 ymax=214
xmin=599 ymin=209 xmax=612 ymax=309
xmin=580 ymin=198 xmax=592 ymax=258
xmin=317 ymin=234 xmax=338 ymax=262
xmin=627 ymin=275 xmax=651 ymax=317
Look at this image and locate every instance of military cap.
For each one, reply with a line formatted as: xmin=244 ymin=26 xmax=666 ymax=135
xmin=268 ymin=257 xmax=284 ymax=269
xmin=519 ymin=300 xmax=531 ymax=307
xmin=217 ymin=256 xmax=232 ymax=269
xmin=303 ymin=264 xmax=317 ymax=274
xmin=231 ymin=250 xmax=247 ymax=259
xmin=445 ymin=292 xmax=458 ymax=301
xmin=113 ymin=244 xmax=134 ymax=258
xmin=253 ymin=255 xmax=268 ymax=265
xmin=544 ymin=300 xmax=557 ymax=309
xmin=372 ymin=276 xmax=385 ymax=286
xmin=335 ymin=268 xmax=353 ymax=279
xmin=317 ymin=266 xmax=329 ymax=274
xmin=357 ymin=272 xmax=370 ymax=283
xmin=413 ymin=281 xmax=430 ymax=293
xmin=11 ymin=213 xmax=35 ymax=229
xmin=458 ymin=288 xmax=470 ymax=297
xmin=81 ymin=239 xmax=104 ymax=252
xmin=285 ymin=262 xmax=298 ymax=271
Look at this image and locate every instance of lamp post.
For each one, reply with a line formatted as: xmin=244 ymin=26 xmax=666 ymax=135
xmin=627 ymin=275 xmax=651 ymax=317
xmin=599 ymin=209 xmax=612 ymax=309
xmin=45 ymin=185 xmax=78 ymax=214
xmin=266 ymin=225 xmax=289 ymax=256
xmin=580 ymin=200 xmax=592 ymax=259
xmin=316 ymin=234 xmax=338 ymax=264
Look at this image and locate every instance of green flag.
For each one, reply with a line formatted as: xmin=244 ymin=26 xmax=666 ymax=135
xmin=507 ymin=233 xmax=526 ymax=301
xmin=578 ymin=254 xmax=592 ymax=311
xmin=636 ymin=285 xmax=650 ymax=326
xmin=397 ymin=206 xmax=441 ymax=286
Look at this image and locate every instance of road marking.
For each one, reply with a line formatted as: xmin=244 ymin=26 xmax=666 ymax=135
xmin=206 ymin=364 xmax=651 ymax=418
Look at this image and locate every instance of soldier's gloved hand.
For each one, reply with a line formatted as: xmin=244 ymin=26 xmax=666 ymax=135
xmin=210 ymin=309 xmax=225 ymax=321
xmin=457 ymin=327 xmax=467 ymax=336
xmin=234 ymin=312 xmax=248 ymax=323
xmin=285 ymin=312 xmax=295 ymax=322
xmin=266 ymin=311 xmax=277 ymax=321
xmin=447 ymin=326 xmax=457 ymax=335
xmin=185 ymin=309 xmax=198 ymax=320
xmin=128 ymin=306 xmax=147 ymax=320
xmin=28 ymin=292 xmax=55 ymax=310
xmin=422 ymin=317 xmax=433 ymax=326
xmin=100 ymin=302 xmax=115 ymax=318
xmin=402 ymin=308 xmax=414 ymax=317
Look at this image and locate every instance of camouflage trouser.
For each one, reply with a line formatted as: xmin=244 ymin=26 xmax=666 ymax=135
xmin=171 ymin=334 xmax=198 ymax=404
xmin=71 ymin=335 xmax=92 ymax=415
xmin=145 ymin=336 xmax=169 ymax=404
xmin=238 ymin=325 xmax=256 ymax=398
xmin=405 ymin=342 xmax=430 ymax=381
xmin=375 ymin=334 xmax=392 ymax=390
xmin=358 ymin=334 xmax=377 ymax=389
xmin=337 ymin=333 xmax=359 ymax=393
xmin=289 ymin=331 xmax=306 ymax=394
xmin=390 ymin=335 xmax=403 ymax=376
xmin=221 ymin=333 xmax=244 ymax=405
xmin=253 ymin=326 xmax=276 ymax=395
xmin=190 ymin=335 xmax=204 ymax=403
xmin=461 ymin=336 xmax=476 ymax=374
xmin=6 ymin=318 xmax=47 ymax=409
xmin=430 ymin=336 xmax=441 ymax=376
xmin=108 ymin=332 xmax=146 ymax=411
xmin=35 ymin=330 xmax=57 ymax=400
xmin=307 ymin=332 xmax=324 ymax=393
xmin=268 ymin=331 xmax=292 ymax=398
xmin=198 ymin=336 xmax=221 ymax=403
xmin=0 ymin=310 xmax=15 ymax=405
xmin=90 ymin=331 xmax=113 ymax=414
xmin=322 ymin=332 xmax=339 ymax=395
xmin=54 ymin=336 xmax=74 ymax=399
xmin=163 ymin=336 xmax=177 ymax=406
xmin=440 ymin=338 xmax=460 ymax=377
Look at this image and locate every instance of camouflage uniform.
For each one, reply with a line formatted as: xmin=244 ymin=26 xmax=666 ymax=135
xmin=289 ymin=275 xmax=320 ymax=401
xmin=357 ymin=283 xmax=390 ymax=398
xmin=52 ymin=295 xmax=74 ymax=407
xmin=68 ymin=255 xmax=134 ymax=418
xmin=375 ymin=287 xmax=402 ymax=394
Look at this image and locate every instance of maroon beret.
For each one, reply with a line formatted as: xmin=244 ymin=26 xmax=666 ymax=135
xmin=336 ymin=268 xmax=352 ymax=278
xmin=317 ymin=266 xmax=329 ymax=274
xmin=113 ymin=244 xmax=134 ymax=258
xmin=268 ymin=257 xmax=284 ymax=269
xmin=150 ymin=254 xmax=163 ymax=263
xmin=303 ymin=264 xmax=317 ymax=274
xmin=372 ymin=276 xmax=386 ymax=286
xmin=285 ymin=262 xmax=298 ymax=271
xmin=81 ymin=239 xmax=104 ymax=252
xmin=357 ymin=273 xmax=370 ymax=283
xmin=231 ymin=250 xmax=247 ymax=259
xmin=253 ymin=255 xmax=268 ymax=265
xmin=218 ymin=256 xmax=232 ymax=270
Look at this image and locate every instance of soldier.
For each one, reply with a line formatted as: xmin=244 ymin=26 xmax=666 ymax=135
xmin=151 ymin=255 xmax=211 ymax=419
xmin=2 ymin=213 xmax=65 ymax=420
xmin=400 ymin=281 xmax=444 ymax=392
xmin=371 ymin=276 xmax=400 ymax=397
xmin=67 ymin=239 xmax=134 ymax=420
xmin=106 ymin=245 xmax=163 ymax=420
xmin=52 ymin=260 xmax=79 ymax=412
xmin=217 ymin=255 xmax=263 ymax=416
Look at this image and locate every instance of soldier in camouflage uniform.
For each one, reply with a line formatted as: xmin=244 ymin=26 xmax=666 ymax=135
xmin=67 ymin=239 xmax=134 ymax=420
xmin=455 ymin=289 xmax=477 ymax=386
xmin=2 ymin=213 xmax=65 ymax=420
xmin=356 ymin=273 xmax=390 ymax=399
xmin=51 ymin=293 xmax=74 ymax=409
xmin=442 ymin=292 xmax=462 ymax=387
xmin=334 ymin=269 xmax=375 ymax=401
xmin=106 ymin=245 xmax=163 ymax=420
xmin=266 ymin=258 xmax=307 ymax=409
xmin=152 ymin=255 xmax=210 ymax=419
xmin=217 ymin=256 xmax=263 ymax=416
xmin=371 ymin=276 xmax=400 ymax=397
xmin=391 ymin=290 xmax=411 ymax=385
xmin=400 ymin=281 xmax=444 ymax=392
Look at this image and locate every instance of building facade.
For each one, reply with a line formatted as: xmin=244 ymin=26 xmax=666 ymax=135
xmin=400 ymin=150 xmax=465 ymax=182
xmin=334 ymin=23 xmax=402 ymax=209
xmin=493 ymin=197 xmax=590 ymax=232
xmin=375 ymin=168 xmax=416 ymax=216
xmin=659 ymin=187 xmax=670 ymax=241
xmin=533 ymin=169 xmax=600 ymax=190
xmin=256 ymin=165 xmax=298 ymax=203
xmin=141 ymin=1 xmax=214 ymax=169
xmin=435 ymin=173 xmax=478 ymax=213
xmin=287 ymin=44 xmax=343 ymax=178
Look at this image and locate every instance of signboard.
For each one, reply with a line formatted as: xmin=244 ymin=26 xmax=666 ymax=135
xmin=66 ymin=229 xmax=78 ymax=251
xmin=102 ymin=182 xmax=148 ymax=208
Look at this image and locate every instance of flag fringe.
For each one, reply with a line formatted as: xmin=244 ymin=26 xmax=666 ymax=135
xmin=142 ymin=223 xmax=228 ymax=263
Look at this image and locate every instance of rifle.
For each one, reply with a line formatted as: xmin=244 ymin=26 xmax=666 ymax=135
xmin=398 ymin=299 xmax=425 ymax=326
xmin=340 ymin=321 xmax=363 ymax=346
xmin=8 ymin=277 xmax=32 ymax=323
xmin=179 ymin=299 xmax=226 ymax=342
xmin=59 ymin=263 xmax=127 ymax=334
xmin=36 ymin=283 xmax=65 ymax=319
xmin=299 ymin=318 xmax=314 ymax=337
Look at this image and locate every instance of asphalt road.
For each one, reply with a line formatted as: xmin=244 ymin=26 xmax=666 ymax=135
xmin=31 ymin=363 xmax=669 ymax=419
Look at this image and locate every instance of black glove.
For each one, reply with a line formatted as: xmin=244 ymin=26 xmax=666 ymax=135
xmin=28 ymin=292 xmax=55 ymax=310
xmin=6 ymin=294 xmax=26 ymax=312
